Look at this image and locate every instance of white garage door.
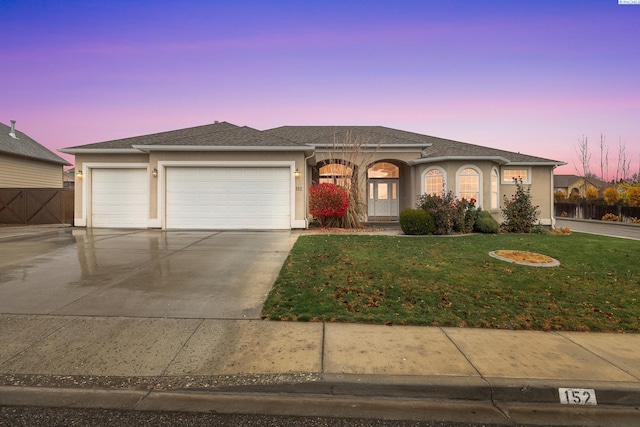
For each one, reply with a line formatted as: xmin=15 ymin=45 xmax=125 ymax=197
xmin=91 ymin=168 xmax=148 ymax=228
xmin=165 ymin=167 xmax=291 ymax=230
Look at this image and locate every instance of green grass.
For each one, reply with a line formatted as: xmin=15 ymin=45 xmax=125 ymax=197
xmin=261 ymin=233 xmax=640 ymax=332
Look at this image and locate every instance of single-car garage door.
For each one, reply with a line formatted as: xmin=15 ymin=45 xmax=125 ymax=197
xmin=165 ymin=167 xmax=291 ymax=230
xmin=91 ymin=168 xmax=148 ymax=228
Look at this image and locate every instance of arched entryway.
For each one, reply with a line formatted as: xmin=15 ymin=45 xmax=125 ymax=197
xmin=367 ymin=161 xmax=399 ymax=219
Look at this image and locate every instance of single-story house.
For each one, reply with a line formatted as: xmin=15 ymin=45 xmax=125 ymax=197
xmin=554 ymin=174 xmax=606 ymax=198
xmin=60 ymin=122 xmax=565 ymax=229
xmin=1 ymin=120 xmax=71 ymax=188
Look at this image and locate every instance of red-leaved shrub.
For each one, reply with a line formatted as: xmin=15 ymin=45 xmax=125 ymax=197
xmin=309 ymin=183 xmax=349 ymax=227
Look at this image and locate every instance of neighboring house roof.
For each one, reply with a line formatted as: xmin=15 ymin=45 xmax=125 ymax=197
xmin=61 ymin=121 xmax=312 ymax=153
xmin=554 ymin=174 xmax=607 ymax=189
xmin=554 ymin=174 xmax=581 ymax=188
xmin=0 ymin=121 xmax=71 ymax=166
xmin=266 ymin=125 xmax=564 ymax=166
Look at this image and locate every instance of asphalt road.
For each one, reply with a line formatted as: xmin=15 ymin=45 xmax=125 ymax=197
xmin=0 ymin=406 xmax=530 ymax=427
xmin=555 ymin=218 xmax=640 ymax=240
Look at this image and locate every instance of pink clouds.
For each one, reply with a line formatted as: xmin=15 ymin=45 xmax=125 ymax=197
xmin=1 ymin=1 xmax=638 ymax=179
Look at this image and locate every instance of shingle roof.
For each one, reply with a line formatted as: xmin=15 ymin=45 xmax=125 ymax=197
xmin=265 ymin=126 xmax=563 ymax=164
xmin=62 ymin=122 xmax=564 ymax=166
xmin=0 ymin=121 xmax=71 ymax=166
xmin=554 ymin=174 xmax=581 ymax=188
xmin=64 ymin=122 xmax=309 ymax=150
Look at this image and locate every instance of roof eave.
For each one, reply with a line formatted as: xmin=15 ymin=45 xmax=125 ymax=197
xmin=409 ymin=156 xmax=511 ymax=165
xmin=59 ymin=148 xmax=141 ymax=154
xmin=2 ymin=150 xmax=72 ymax=166
xmin=506 ymin=161 xmax=568 ymax=167
xmin=132 ymin=145 xmax=315 ymax=154
xmin=315 ymin=143 xmax=431 ymax=149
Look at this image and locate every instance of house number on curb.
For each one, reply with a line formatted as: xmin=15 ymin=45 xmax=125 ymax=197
xmin=558 ymin=388 xmax=597 ymax=405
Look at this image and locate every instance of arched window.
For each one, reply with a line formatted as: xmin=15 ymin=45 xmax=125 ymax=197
xmin=423 ymin=167 xmax=446 ymax=196
xmin=368 ymin=162 xmax=399 ymax=178
xmin=319 ymin=163 xmax=352 ymax=188
xmin=457 ymin=167 xmax=480 ymax=203
xmin=491 ymin=168 xmax=499 ymax=210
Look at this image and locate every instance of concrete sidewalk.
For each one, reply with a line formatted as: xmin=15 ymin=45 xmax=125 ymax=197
xmin=1 ymin=314 xmax=639 ymax=425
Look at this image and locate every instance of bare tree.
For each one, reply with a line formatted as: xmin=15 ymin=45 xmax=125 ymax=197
xmin=615 ymin=138 xmax=631 ymax=182
xmin=599 ymin=134 xmax=609 ymax=182
xmin=574 ymin=135 xmax=591 ymax=178
xmin=320 ymin=131 xmax=380 ymax=228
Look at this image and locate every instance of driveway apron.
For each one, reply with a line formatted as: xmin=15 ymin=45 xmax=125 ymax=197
xmin=0 ymin=229 xmax=298 ymax=319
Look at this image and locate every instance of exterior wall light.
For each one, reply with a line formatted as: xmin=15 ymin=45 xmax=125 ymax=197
xmin=152 ymin=168 xmax=158 ymax=178
xmin=294 ymin=168 xmax=301 ymax=178
xmin=76 ymin=170 xmax=83 ymax=179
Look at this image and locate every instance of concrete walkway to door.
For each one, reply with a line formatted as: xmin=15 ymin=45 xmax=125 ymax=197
xmin=0 ymin=227 xmax=299 ymax=318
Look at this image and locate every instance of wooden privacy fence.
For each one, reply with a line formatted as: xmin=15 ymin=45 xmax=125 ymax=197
xmin=0 ymin=188 xmax=74 ymax=225
xmin=555 ymin=202 xmax=640 ymax=222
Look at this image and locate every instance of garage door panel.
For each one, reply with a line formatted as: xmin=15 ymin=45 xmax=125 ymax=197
xmin=91 ymin=169 xmax=148 ymax=228
xmin=165 ymin=167 xmax=291 ymax=230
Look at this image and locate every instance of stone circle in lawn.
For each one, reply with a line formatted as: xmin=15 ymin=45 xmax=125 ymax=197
xmin=489 ymin=250 xmax=560 ymax=267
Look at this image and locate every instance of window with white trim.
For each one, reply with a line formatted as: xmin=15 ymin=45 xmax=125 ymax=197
xmin=502 ymin=168 xmax=530 ymax=184
xmin=491 ymin=168 xmax=499 ymax=210
xmin=458 ymin=168 xmax=480 ymax=201
xmin=424 ymin=168 xmax=445 ymax=195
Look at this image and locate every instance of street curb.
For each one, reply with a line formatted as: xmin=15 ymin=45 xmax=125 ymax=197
xmin=2 ymin=383 xmax=640 ymax=426
xmin=2 ymin=376 xmax=639 ymax=408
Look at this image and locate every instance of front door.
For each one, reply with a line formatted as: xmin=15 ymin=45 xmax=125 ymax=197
xmin=368 ymin=179 xmax=399 ymax=218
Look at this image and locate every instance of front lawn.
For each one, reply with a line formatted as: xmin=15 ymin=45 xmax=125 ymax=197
xmin=262 ymin=233 xmax=640 ymax=332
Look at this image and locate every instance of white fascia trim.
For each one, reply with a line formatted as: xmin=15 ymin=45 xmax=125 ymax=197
xmin=409 ymin=156 xmax=511 ymax=165
xmin=156 ymin=160 xmax=299 ymax=230
xmin=314 ymin=144 xmax=431 ymax=149
xmin=133 ymin=145 xmax=314 ymax=153
xmin=59 ymin=148 xmax=140 ymax=154
xmin=505 ymin=161 xmax=567 ymax=166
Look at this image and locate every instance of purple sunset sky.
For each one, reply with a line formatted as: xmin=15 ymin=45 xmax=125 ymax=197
xmin=2 ymin=0 xmax=639 ymax=179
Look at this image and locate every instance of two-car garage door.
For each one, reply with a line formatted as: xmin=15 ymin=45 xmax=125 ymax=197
xmin=165 ymin=167 xmax=291 ymax=230
xmin=90 ymin=166 xmax=292 ymax=229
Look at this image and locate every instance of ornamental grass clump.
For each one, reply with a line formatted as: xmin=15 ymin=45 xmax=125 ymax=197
xmin=308 ymin=183 xmax=350 ymax=227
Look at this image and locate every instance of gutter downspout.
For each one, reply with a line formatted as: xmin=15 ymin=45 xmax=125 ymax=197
xmin=550 ymin=166 xmax=557 ymax=229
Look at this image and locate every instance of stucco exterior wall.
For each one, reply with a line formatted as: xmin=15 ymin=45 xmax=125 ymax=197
xmin=0 ymin=155 xmax=64 ymax=188
xmin=499 ymin=166 xmax=555 ymax=225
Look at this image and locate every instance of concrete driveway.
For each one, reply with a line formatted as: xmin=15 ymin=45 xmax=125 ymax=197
xmin=0 ymin=228 xmax=299 ymax=318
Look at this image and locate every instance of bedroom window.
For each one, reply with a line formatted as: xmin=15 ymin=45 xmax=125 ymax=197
xmin=502 ymin=168 xmax=530 ymax=184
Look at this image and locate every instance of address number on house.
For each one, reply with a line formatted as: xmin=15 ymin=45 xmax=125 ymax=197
xmin=559 ymin=388 xmax=597 ymax=405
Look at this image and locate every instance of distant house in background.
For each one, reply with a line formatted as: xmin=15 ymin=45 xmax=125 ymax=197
xmin=63 ymin=167 xmax=76 ymax=189
xmin=554 ymin=174 xmax=606 ymax=198
xmin=1 ymin=120 xmax=73 ymax=225
xmin=0 ymin=120 xmax=71 ymax=188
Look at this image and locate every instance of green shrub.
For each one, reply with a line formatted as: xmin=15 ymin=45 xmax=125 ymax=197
xmin=473 ymin=211 xmax=500 ymax=233
xmin=417 ymin=192 xmax=478 ymax=234
xmin=501 ymin=178 xmax=540 ymax=233
xmin=400 ymin=208 xmax=435 ymax=235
